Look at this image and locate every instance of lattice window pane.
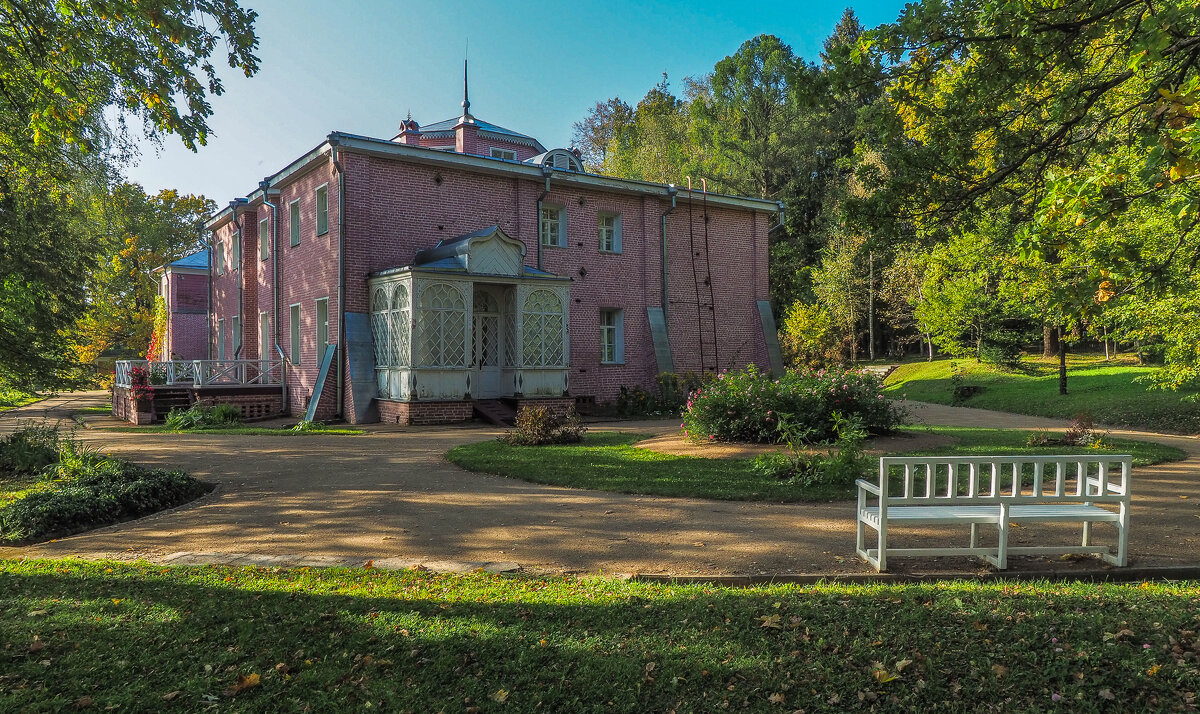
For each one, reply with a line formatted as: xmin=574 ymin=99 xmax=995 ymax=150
xmin=391 ymin=284 xmax=410 ymax=367
xmin=522 ymin=289 xmax=565 ymax=367
xmin=503 ymin=289 xmax=518 ymax=366
xmin=416 ymin=283 xmax=467 ymax=367
xmin=370 ymin=287 xmax=390 ymax=367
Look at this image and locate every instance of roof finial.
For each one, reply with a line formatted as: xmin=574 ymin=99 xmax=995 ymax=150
xmin=458 ymin=40 xmax=468 ymax=118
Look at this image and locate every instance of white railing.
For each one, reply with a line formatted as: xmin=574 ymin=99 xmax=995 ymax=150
xmin=115 ymin=360 xmax=284 ymax=388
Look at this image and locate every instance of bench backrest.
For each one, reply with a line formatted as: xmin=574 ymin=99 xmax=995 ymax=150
xmin=876 ymin=455 xmax=1131 ymax=505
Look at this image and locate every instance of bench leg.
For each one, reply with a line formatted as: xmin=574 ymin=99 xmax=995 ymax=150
xmin=1082 ymin=520 xmax=1092 ymax=548
xmin=970 ymin=523 xmax=979 ymax=549
xmin=877 ymin=518 xmax=887 ymax=572
xmin=994 ymin=508 xmax=1009 ymax=570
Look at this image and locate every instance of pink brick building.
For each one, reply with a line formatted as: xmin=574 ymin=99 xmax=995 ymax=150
xmin=180 ymin=95 xmax=781 ymax=424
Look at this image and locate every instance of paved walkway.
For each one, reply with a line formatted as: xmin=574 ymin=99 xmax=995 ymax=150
xmin=1 ymin=393 xmax=1197 ymax=576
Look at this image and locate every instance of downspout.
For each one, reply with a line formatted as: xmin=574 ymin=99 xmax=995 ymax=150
xmin=259 ymin=179 xmax=286 ymax=411
xmin=535 ymin=163 xmax=552 ymax=270
xmin=230 ymin=199 xmax=247 ymax=358
xmin=660 ymin=184 xmax=677 ymax=316
xmin=207 ymin=226 xmax=214 ymax=360
xmin=328 ymin=135 xmax=347 ymax=420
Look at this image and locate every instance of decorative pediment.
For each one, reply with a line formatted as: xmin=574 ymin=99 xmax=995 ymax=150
xmin=413 ymin=225 xmax=527 ymax=277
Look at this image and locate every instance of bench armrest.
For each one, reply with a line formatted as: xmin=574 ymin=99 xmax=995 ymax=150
xmin=856 ymin=479 xmax=881 ymax=495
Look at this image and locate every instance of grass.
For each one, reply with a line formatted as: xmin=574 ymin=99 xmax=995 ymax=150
xmin=0 ymin=387 xmax=40 ymax=412
xmin=0 ymin=560 xmax=1196 ymax=712
xmin=896 ymin=426 xmax=1186 ymax=465
xmin=101 ymin=425 xmax=365 ymax=436
xmin=885 ymin=355 xmax=1200 ymax=434
xmin=71 ymin=405 xmax=113 ymax=415
xmin=447 ymin=429 xmax=1184 ymax=503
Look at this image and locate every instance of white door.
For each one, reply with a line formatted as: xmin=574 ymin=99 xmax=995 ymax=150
xmin=473 ymin=288 xmax=502 ymax=398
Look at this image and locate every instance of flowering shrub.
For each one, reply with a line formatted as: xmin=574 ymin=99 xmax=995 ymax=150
xmin=129 ymin=366 xmax=154 ymax=402
xmin=681 ymin=364 xmax=906 ymax=443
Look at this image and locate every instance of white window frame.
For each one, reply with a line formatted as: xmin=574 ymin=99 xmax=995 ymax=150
xmin=598 ymin=212 xmax=622 ymax=253
xmin=258 ymin=217 xmax=269 ymax=261
xmin=231 ymin=230 xmax=241 ymax=271
xmin=315 ymin=184 xmax=329 ymax=236
xmin=490 ymin=147 xmax=517 ymax=161
xmin=259 ymin=312 xmax=270 ymax=361
xmin=600 ymin=308 xmax=624 ymax=365
xmin=289 ymin=303 xmax=302 ymax=366
xmin=231 ymin=315 xmax=241 ymax=358
xmin=217 ymin=318 xmax=226 ymax=360
xmin=540 ymin=205 xmax=565 ymax=248
xmin=289 ymin=199 xmax=301 ymax=247
xmin=215 ymin=240 xmax=225 ymax=275
xmin=315 ymin=297 xmax=329 ymax=363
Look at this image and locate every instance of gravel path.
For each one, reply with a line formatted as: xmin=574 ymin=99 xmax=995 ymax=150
xmin=2 ymin=393 xmax=1196 ymax=576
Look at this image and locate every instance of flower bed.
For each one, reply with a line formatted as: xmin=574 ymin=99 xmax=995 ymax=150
xmin=681 ymin=365 xmax=906 ymax=443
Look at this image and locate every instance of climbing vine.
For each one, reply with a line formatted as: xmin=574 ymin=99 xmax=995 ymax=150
xmin=146 ymin=296 xmax=169 ymax=360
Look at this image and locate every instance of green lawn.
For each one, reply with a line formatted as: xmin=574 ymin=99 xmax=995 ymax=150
xmin=884 ymin=355 xmax=1200 ymax=434
xmin=446 ymin=429 xmax=1183 ymax=503
xmin=101 ymin=425 xmax=365 ymax=436
xmin=0 ymin=387 xmax=40 ymax=411
xmin=0 ymin=560 xmax=1196 ymax=712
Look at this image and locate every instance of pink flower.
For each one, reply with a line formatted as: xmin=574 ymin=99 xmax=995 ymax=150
xmin=709 ymin=435 xmax=716 ymax=440
xmin=1052 ymin=693 xmax=1062 ymax=702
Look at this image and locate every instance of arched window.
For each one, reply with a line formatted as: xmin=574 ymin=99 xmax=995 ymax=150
xmin=390 ymin=284 xmax=410 ymax=367
xmin=416 ymin=283 xmax=467 ymax=367
xmin=522 ymin=289 xmax=565 ymax=366
xmin=370 ymin=287 xmax=391 ymax=367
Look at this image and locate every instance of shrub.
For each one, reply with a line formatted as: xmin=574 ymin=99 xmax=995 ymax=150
xmin=681 ymin=364 xmax=906 ymax=444
xmin=500 ymin=407 xmax=587 ymax=446
xmin=164 ymin=403 xmax=243 ymax=430
xmin=615 ymin=372 xmax=707 ymax=417
xmin=0 ymin=464 xmax=207 ymax=542
xmin=0 ymin=422 xmax=62 ymax=476
xmin=751 ymin=411 xmax=869 ymax=488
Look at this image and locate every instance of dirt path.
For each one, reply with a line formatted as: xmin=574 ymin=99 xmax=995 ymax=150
xmin=2 ymin=394 xmax=1197 ymax=576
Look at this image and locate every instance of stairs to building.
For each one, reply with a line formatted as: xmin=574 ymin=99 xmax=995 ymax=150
xmin=473 ymin=399 xmax=517 ymax=427
xmin=152 ymin=388 xmax=193 ymax=418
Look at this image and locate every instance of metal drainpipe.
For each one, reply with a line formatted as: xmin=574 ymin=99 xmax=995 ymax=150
xmin=660 ymin=185 xmax=677 ymax=316
xmin=535 ymin=163 xmax=552 ymax=270
xmin=231 ymin=200 xmax=245 ymax=358
xmin=329 ymin=135 xmax=347 ymax=420
xmin=259 ymin=179 xmax=286 ymax=411
xmin=207 ymin=226 xmax=214 ymax=360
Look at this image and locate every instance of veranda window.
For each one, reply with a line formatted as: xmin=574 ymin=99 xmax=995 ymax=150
xmin=416 ymin=283 xmax=467 ymax=367
xmin=390 ymin=284 xmax=411 ymax=366
xmin=522 ymin=289 xmax=565 ymax=367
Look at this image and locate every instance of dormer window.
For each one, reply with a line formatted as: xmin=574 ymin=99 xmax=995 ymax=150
xmin=490 ymin=148 xmax=516 ymax=161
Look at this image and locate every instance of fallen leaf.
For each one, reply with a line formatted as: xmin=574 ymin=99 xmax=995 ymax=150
xmin=760 ymin=614 xmax=782 ymax=629
xmin=274 ymin=662 xmax=289 ymax=674
xmin=768 ymin=692 xmax=785 ymax=704
xmin=992 ymin=664 xmax=1009 ymax=678
xmin=1099 ymin=688 xmax=1115 ymax=700
xmin=363 ymin=560 xmax=374 ymax=569
xmin=491 ymin=688 xmax=509 ymax=702
xmin=873 ymin=669 xmax=898 ymax=684
xmin=162 ymin=691 xmax=180 ymax=701
xmin=29 ymin=638 xmax=45 ymax=653
xmin=74 ymin=696 xmax=94 ymax=708
xmin=27 ymin=609 xmax=47 ymax=617
xmin=895 ymin=659 xmax=913 ymax=671
xmin=224 ymin=673 xmax=260 ymax=696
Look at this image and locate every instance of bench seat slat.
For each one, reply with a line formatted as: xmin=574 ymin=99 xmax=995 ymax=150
xmin=861 ymin=504 xmax=1121 ymax=525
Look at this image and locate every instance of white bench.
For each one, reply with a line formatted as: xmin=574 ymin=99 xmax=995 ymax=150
xmin=856 ymin=455 xmax=1131 ymax=571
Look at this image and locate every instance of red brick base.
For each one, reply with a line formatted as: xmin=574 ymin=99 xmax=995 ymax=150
xmin=377 ymin=399 xmax=474 ymax=425
xmin=111 ymin=386 xmax=283 ymax=424
xmin=112 ymin=387 xmax=155 ymax=425
xmin=514 ymin=397 xmax=576 ymax=416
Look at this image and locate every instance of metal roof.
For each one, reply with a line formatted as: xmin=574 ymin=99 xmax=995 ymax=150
xmin=415 ymin=116 xmax=545 ymax=150
xmin=168 ymin=249 xmax=209 ymax=270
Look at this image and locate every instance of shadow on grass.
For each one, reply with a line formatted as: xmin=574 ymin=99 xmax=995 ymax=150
xmin=2 ymin=563 xmax=1199 ymax=712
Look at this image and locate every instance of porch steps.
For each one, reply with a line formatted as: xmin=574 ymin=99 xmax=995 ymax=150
xmin=152 ymin=389 xmax=193 ymax=418
xmin=473 ymin=399 xmax=516 ymax=427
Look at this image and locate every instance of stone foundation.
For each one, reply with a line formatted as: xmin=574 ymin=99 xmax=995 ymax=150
xmin=112 ymin=386 xmax=155 ymax=425
xmin=377 ymin=399 xmax=474 ymax=425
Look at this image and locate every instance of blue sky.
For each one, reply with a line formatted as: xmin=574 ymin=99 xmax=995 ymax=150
xmin=125 ymin=0 xmax=908 ymax=203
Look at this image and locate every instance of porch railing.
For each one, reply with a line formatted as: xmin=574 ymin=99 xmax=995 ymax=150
xmin=114 ymin=360 xmax=284 ymax=388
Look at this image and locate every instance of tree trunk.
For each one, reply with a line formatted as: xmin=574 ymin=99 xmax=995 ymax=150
xmin=1043 ymin=325 xmax=1059 ymax=359
xmin=1057 ymin=325 xmax=1068 ymax=395
xmin=926 ymin=333 xmax=934 ymax=362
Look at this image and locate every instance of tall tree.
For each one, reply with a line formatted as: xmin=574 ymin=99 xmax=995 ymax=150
xmin=0 ymin=0 xmax=259 ymax=389
xmin=571 ymin=97 xmax=634 ymax=171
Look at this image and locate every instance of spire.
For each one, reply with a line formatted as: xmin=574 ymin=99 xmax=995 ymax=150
xmin=461 ymin=57 xmax=471 ymax=118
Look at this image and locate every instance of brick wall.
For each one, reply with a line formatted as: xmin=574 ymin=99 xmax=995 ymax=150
xmin=193 ymin=388 xmax=283 ymax=421
xmin=513 ymin=397 xmax=575 ymax=415
xmin=205 ymin=141 xmax=772 ymax=422
xmin=377 ymin=399 xmax=473 ymax=425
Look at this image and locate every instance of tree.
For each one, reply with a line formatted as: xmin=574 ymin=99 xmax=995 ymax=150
xmin=74 ymin=184 xmax=214 ymax=364
xmin=571 ymin=97 xmax=634 ymax=170
xmin=0 ymin=0 xmax=259 ymax=389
